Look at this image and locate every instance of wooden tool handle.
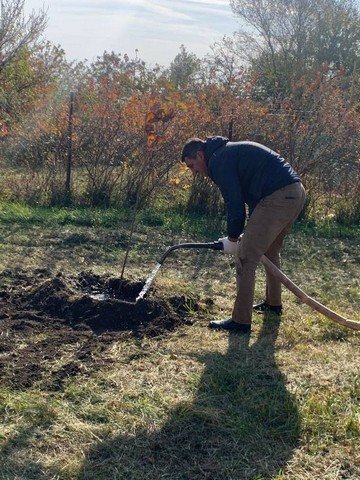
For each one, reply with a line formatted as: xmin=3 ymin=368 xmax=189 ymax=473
xmin=260 ymin=255 xmax=360 ymax=331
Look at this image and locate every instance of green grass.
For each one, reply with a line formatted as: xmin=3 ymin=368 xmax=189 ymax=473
xmin=0 ymin=201 xmax=129 ymax=228
xmin=0 ymin=200 xmax=359 ymax=479
xmin=0 ymin=201 xmax=225 ymax=239
xmin=0 ymin=200 xmax=358 ymax=237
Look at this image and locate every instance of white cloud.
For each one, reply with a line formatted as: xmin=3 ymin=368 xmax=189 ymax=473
xmin=24 ymin=0 xmax=240 ymax=65
xmin=186 ymin=0 xmax=230 ymax=4
xmin=54 ymin=0 xmax=192 ymax=20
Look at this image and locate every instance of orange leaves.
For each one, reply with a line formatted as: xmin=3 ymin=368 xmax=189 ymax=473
xmin=146 ymin=98 xmax=175 ymax=122
xmin=146 ymin=133 xmax=164 ymax=149
xmin=145 ymin=97 xmax=176 ymax=150
xmin=105 ymin=77 xmax=192 ymax=151
xmin=145 ymin=111 xmax=156 ymax=124
xmin=146 ymin=106 xmax=175 ymax=123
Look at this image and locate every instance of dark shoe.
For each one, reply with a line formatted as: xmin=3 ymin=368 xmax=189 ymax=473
xmin=253 ymin=301 xmax=282 ymax=315
xmin=208 ymin=319 xmax=251 ymax=333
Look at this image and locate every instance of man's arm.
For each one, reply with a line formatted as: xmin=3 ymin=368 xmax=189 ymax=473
xmin=209 ymin=157 xmax=246 ymax=238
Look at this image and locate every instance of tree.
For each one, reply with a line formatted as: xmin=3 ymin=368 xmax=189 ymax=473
xmin=0 ymin=0 xmax=47 ymax=73
xmin=168 ymin=44 xmax=200 ymax=90
xmin=230 ymin=0 xmax=360 ymax=99
xmin=204 ymin=35 xmax=245 ymax=91
xmin=0 ymin=1 xmax=48 ymax=135
xmin=201 ymin=35 xmax=258 ymax=139
xmin=308 ymin=0 xmax=360 ymax=71
xmin=88 ymin=50 xmax=160 ymax=96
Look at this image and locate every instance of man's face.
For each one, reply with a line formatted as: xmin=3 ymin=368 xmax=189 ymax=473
xmin=184 ymin=151 xmax=208 ymax=177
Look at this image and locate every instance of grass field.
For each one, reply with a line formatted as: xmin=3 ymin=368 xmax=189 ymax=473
xmin=0 ymin=202 xmax=359 ymax=480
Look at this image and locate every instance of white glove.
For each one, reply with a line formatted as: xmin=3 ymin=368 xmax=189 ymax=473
xmin=218 ymin=236 xmax=238 ymax=254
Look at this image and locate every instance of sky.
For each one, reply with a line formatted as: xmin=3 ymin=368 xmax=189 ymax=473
xmin=24 ymin=0 xmax=241 ymax=66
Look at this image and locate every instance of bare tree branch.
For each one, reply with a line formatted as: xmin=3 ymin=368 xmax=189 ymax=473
xmin=0 ymin=0 xmax=47 ymax=72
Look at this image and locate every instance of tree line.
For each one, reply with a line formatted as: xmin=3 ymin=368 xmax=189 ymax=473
xmin=0 ymin=0 xmax=359 ymax=224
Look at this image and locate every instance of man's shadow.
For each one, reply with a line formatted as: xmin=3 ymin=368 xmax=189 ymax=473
xmin=78 ymin=317 xmax=300 ymax=479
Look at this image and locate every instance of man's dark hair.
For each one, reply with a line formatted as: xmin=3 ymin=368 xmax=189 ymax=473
xmin=181 ymin=138 xmax=206 ymax=162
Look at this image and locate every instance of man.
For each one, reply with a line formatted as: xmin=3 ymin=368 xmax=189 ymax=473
xmin=181 ymin=136 xmax=305 ymax=333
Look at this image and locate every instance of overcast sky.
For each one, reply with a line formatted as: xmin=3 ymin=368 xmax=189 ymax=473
xmin=24 ymin=0 xmax=240 ymax=66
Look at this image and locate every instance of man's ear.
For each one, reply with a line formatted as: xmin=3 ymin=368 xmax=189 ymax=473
xmin=196 ymin=150 xmax=205 ymax=161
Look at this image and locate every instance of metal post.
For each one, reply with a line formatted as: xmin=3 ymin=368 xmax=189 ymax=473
xmin=65 ymin=91 xmax=75 ymax=204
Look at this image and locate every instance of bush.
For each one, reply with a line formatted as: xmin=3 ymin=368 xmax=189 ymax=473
xmin=335 ymin=200 xmax=360 ymax=226
xmin=186 ymin=176 xmax=225 ymax=217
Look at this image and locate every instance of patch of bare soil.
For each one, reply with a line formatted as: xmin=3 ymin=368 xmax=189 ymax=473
xmin=0 ymin=270 xmax=199 ymax=391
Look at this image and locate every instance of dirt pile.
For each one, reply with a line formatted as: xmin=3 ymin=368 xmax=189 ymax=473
xmin=0 ymin=270 xmax=200 ymax=390
xmin=8 ymin=270 xmax=195 ymax=334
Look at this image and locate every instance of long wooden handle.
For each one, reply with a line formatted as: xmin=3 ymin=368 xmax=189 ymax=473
xmin=260 ymin=255 xmax=360 ymax=331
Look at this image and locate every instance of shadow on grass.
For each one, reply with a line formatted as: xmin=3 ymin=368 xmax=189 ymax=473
xmin=78 ymin=317 xmax=300 ymax=480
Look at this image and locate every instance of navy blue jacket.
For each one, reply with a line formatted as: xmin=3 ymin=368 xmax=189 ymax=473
xmin=206 ymin=137 xmax=301 ymax=238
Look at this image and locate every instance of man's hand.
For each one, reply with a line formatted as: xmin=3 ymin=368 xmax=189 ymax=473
xmin=218 ymin=236 xmax=238 ymax=254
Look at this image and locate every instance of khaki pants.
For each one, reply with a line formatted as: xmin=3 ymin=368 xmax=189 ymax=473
xmin=232 ymin=182 xmax=306 ymax=324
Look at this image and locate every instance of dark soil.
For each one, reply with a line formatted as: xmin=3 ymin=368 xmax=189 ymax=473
xmin=0 ymin=269 xmax=200 ymax=391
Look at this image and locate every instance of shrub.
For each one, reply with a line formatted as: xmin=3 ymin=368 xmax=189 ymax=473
xmin=335 ymin=200 xmax=360 ymax=226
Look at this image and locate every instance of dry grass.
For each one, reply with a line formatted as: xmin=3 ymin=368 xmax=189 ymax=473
xmin=0 ymin=204 xmax=359 ymax=479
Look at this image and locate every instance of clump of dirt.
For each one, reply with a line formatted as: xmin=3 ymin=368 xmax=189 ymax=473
xmin=0 ymin=269 xmax=202 ymax=391
xmin=20 ymin=276 xmax=76 ymax=317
